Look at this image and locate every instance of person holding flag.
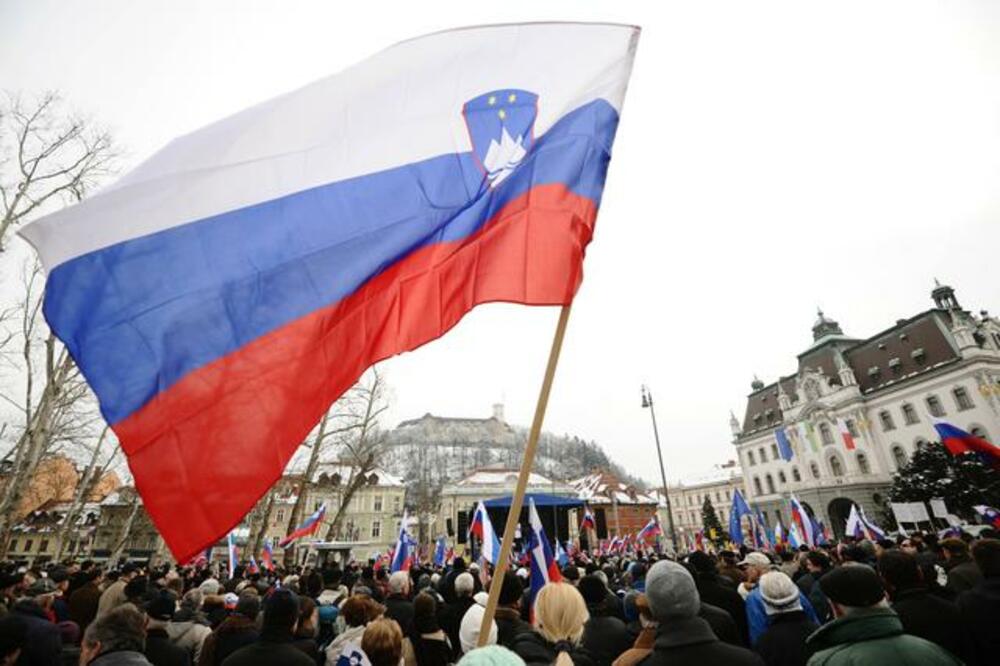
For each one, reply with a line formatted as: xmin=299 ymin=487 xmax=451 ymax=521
xmin=526 ymin=498 xmax=562 ymax=613
xmin=636 ymin=515 xmax=662 ymax=543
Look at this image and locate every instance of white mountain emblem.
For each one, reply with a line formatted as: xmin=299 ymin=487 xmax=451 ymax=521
xmin=482 ymin=126 xmax=527 ymax=187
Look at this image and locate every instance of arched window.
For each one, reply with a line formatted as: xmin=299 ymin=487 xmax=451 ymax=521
xmin=747 ymin=450 xmax=756 ymax=466
xmin=857 ymin=452 xmax=871 ymax=475
xmin=879 ymin=411 xmax=896 ymax=432
xmin=753 ymin=477 xmax=763 ymax=495
xmin=901 ymin=403 xmax=919 ymax=425
xmin=891 ymin=445 xmax=907 ymax=469
xmin=914 ymin=438 xmax=929 ymax=451
xmin=778 ymin=470 xmax=787 ymax=484
xmin=771 ymin=443 xmax=779 ymax=459
xmin=759 ymin=447 xmax=768 ymax=463
xmin=819 ymin=423 xmax=835 ymax=446
xmin=792 ymin=467 xmax=801 ymax=482
xmin=765 ymin=474 xmax=776 ymax=494
xmin=953 ymin=387 xmax=974 ymax=411
xmin=926 ymin=395 xmax=946 ymax=417
xmin=810 ymin=462 xmax=821 ymax=479
xmin=829 ymin=456 xmax=844 ymax=477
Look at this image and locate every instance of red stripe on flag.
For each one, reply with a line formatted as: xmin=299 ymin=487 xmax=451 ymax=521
xmin=114 ymin=184 xmax=597 ymax=562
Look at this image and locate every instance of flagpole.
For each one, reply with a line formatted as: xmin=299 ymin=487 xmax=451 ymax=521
xmin=477 ymin=304 xmax=572 ymax=646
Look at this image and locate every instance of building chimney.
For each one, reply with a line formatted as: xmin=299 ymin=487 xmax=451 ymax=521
xmin=492 ymin=403 xmax=505 ymax=422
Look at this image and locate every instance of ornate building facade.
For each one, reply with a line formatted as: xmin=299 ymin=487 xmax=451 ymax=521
xmin=662 ymin=462 xmax=744 ymax=548
xmin=732 ymin=282 xmax=1000 ymax=536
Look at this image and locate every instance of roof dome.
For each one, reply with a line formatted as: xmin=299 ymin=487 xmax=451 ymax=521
xmin=812 ymin=308 xmax=844 ymax=341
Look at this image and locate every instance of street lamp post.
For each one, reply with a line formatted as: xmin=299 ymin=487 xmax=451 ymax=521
xmin=642 ymin=385 xmax=679 ymax=554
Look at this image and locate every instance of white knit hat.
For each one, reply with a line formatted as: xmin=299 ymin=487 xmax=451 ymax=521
xmin=758 ymin=571 xmax=802 ymax=616
xmin=460 ymin=597 xmax=498 ymax=653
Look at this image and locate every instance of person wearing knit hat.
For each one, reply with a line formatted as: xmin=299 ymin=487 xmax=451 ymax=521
xmin=742 ymin=553 xmax=819 ymax=646
xmin=494 ymin=572 xmax=532 ymax=648
xmin=459 ymin=596 xmax=498 ymax=654
xmin=640 ymin=561 xmax=763 ymax=666
xmin=144 ymin=589 xmax=190 ymax=666
xmin=751 ymin=572 xmax=817 ymax=666
xmin=578 ymin=575 xmax=632 ymax=666
xmin=411 ymin=592 xmax=452 ymax=666
xmin=805 ymin=563 xmax=963 ymax=666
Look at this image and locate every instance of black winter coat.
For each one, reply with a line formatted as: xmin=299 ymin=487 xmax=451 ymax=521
xmin=438 ymin=596 xmax=474 ymax=660
xmin=891 ymin=586 xmax=968 ymax=662
xmin=198 ymin=614 xmax=259 ymax=666
xmin=220 ymin=631 xmax=316 ymax=666
xmin=698 ymin=602 xmax=741 ymax=647
xmin=384 ymin=594 xmax=415 ymax=636
xmin=581 ymin=612 xmax=633 ymax=666
xmin=145 ymin=628 xmax=192 ymax=666
xmin=958 ymin=578 xmax=1000 ymax=666
xmin=494 ymin=607 xmax=533 ymax=647
xmin=945 ymin=558 xmax=982 ymax=595
xmin=509 ymin=631 xmax=597 ymax=666
xmin=12 ymin=599 xmax=62 ymax=666
xmin=694 ymin=572 xmax=749 ymax=646
xmin=636 ymin=616 xmax=765 ymax=666
xmin=752 ymin=611 xmax=816 ymax=666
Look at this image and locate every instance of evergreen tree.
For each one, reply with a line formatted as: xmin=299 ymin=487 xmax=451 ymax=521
xmin=889 ymin=442 xmax=1000 ymax=519
xmin=702 ymin=497 xmax=725 ymax=547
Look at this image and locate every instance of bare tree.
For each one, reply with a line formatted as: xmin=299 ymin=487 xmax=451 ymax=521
xmin=0 ymin=260 xmax=99 ymax=555
xmin=0 ymin=91 xmax=118 ymax=250
xmin=323 ymin=369 xmax=390 ymax=542
xmin=108 ymin=493 xmax=141 ymax=567
xmin=54 ymin=425 xmax=121 ymax=559
xmin=246 ymin=487 xmax=278 ymax=559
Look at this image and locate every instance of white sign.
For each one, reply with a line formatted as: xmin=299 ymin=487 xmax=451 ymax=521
xmin=890 ymin=502 xmax=931 ymax=524
xmin=930 ymin=498 xmax=949 ymax=519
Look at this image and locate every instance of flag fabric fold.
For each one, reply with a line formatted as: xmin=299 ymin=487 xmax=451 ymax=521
xmin=933 ymin=420 xmax=1000 ymax=470
xmin=789 ymin=495 xmax=814 ymax=548
xmin=19 ymin=23 xmax=640 ymax=563
xmin=729 ymin=488 xmax=752 ymax=545
xmin=774 ymin=427 xmax=794 ymax=461
xmin=469 ymin=501 xmax=501 ymax=566
xmin=279 ymin=504 xmax=326 ymax=548
xmin=390 ymin=511 xmax=414 ymax=572
xmin=580 ymin=506 xmax=596 ymax=532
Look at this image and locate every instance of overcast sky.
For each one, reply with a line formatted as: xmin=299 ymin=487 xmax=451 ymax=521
xmin=2 ymin=0 xmax=999 ymax=486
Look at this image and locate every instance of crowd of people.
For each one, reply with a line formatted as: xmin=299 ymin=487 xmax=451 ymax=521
xmin=0 ymin=530 xmax=997 ymax=666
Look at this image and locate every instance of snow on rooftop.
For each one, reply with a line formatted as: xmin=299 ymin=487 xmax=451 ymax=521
xmin=456 ymin=469 xmax=553 ymax=486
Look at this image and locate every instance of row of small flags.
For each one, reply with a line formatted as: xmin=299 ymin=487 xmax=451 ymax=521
xmin=770 ymin=414 xmax=1000 ymax=469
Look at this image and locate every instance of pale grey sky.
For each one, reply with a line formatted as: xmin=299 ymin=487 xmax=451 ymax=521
xmin=2 ymin=0 xmax=999 ymax=485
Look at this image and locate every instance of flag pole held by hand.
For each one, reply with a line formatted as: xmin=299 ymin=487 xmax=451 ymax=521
xmin=477 ymin=303 xmax=572 ymax=646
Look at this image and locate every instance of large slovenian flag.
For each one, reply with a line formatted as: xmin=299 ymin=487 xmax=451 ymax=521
xmin=580 ymin=506 xmax=596 ymax=532
xmin=469 ymin=501 xmax=502 ymax=565
xmin=527 ymin=498 xmax=562 ymax=611
xmin=260 ymin=541 xmax=275 ymax=572
xmin=789 ymin=495 xmax=815 ymax=548
xmin=18 ymin=23 xmax=639 ymax=562
xmin=279 ymin=504 xmax=326 ymax=548
xmin=932 ymin=420 xmax=1000 ymax=470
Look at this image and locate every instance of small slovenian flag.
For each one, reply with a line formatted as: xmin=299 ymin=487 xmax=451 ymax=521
xmin=774 ymin=521 xmax=785 ymax=546
xmin=580 ymin=506 xmax=596 ymax=532
xmin=260 ymin=542 xmax=275 ymax=571
xmin=390 ymin=511 xmax=413 ymax=573
xmin=469 ymin=501 xmax=502 ymax=566
xmin=974 ymin=505 xmax=1000 ymax=528
xmin=637 ymin=515 xmax=662 ymax=543
xmin=789 ymin=495 xmax=815 ymax=548
xmin=279 ymin=504 xmax=326 ymax=548
xmin=246 ymin=556 xmax=259 ymax=575
xmin=933 ymin=420 xmax=1000 ymax=470
xmin=837 ymin=419 xmax=857 ymax=451
xmin=527 ymin=498 xmax=562 ymax=612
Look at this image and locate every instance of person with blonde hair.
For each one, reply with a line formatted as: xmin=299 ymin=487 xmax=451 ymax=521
xmin=509 ymin=582 xmax=595 ymax=666
xmin=362 ymin=618 xmax=404 ymax=666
